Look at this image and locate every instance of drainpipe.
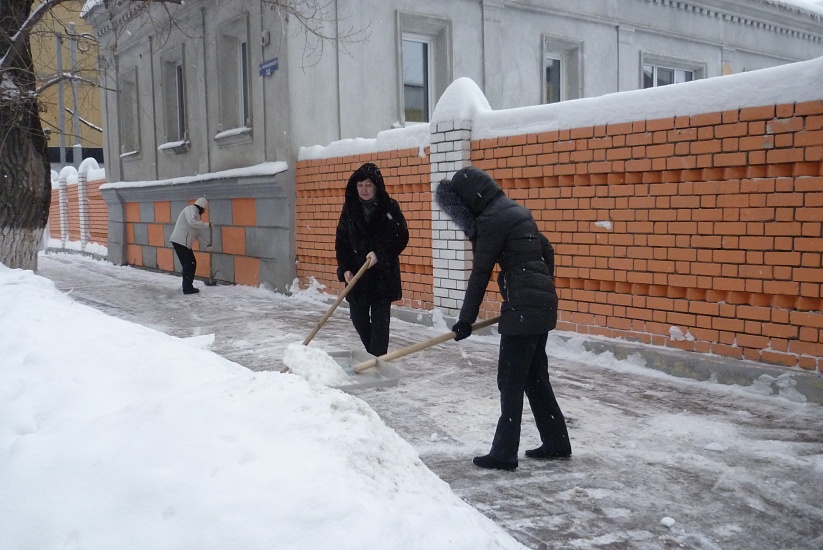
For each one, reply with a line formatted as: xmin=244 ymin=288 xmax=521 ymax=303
xmin=616 ymin=25 xmax=620 ymax=92
xmin=202 ymin=8 xmax=212 ymax=173
xmin=149 ymin=35 xmax=158 ymax=180
xmin=335 ymin=0 xmax=342 ymax=139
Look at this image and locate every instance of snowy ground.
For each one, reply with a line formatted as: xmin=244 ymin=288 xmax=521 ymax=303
xmin=8 ymin=252 xmax=823 ymax=549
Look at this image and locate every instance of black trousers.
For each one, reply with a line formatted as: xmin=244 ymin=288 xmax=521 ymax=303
xmin=489 ymin=332 xmax=571 ymax=461
xmin=348 ymin=300 xmax=392 ymax=356
xmin=172 ymin=242 xmax=197 ymax=292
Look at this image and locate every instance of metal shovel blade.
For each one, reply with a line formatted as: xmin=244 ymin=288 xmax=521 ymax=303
xmin=326 ymin=349 xmax=402 ymax=391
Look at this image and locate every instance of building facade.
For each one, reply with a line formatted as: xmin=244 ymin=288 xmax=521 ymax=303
xmin=82 ymin=0 xmax=823 ymax=290
xmin=33 ymin=2 xmax=104 ymax=171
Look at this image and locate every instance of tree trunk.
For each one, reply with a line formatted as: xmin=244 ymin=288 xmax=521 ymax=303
xmin=1 ymin=0 xmax=51 ymax=272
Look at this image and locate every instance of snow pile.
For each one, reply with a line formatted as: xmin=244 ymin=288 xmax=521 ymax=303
xmin=283 ymin=342 xmax=353 ymax=387
xmin=0 ymin=264 xmax=525 ymax=550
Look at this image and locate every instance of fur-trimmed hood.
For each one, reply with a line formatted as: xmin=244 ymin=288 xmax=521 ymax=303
xmin=434 ymin=167 xmax=504 ymax=239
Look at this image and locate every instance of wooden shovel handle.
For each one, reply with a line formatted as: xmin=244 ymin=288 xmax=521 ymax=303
xmin=353 ymin=315 xmax=501 ymax=373
xmin=302 ymin=259 xmax=371 ymax=346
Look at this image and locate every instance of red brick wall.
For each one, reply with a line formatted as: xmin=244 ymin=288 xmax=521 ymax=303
xmin=66 ymin=185 xmax=80 ymax=241
xmin=295 ymin=100 xmax=823 ymax=372
xmin=87 ymin=179 xmax=108 ymax=245
xmin=47 ymin=179 xmax=109 ymax=247
xmin=48 ymin=188 xmax=61 ymax=239
xmin=471 ymin=100 xmax=823 ymax=370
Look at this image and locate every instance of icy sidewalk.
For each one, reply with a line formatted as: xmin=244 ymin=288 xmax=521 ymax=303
xmin=38 ymin=253 xmax=823 ymax=550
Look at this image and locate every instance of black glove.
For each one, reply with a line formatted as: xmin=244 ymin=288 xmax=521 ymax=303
xmin=452 ymin=320 xmax=472 ymax=341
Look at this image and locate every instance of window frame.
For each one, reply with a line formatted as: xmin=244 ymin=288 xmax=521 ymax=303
xmin=641 ymin=53 xmax=705 ymax=89
xmin=396 ymin=11 xmax=452 ymax=126
xmin=215 ymin=14 xmax=253 ymax=143
xmin=117 ymin=66 xmax=140 ymax=157
xmin=160 ymin=45 xmax=188 ymax=149
xmin=402 ymin=33 xmax=434 ymax=124
xmin=542 ymin=36 xmax=582 ymax=105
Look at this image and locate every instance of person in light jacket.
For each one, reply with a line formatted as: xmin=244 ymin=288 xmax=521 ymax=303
xmin=169 ymin=197 xmax=211 ymax=295
xmin=435 ymin=167 xmax=571 ymax=472
xmin=335 ymin=163 xmax=409 ymax=356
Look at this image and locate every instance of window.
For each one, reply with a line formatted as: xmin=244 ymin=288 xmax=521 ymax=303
xmin=162 ymin=51 xmax=187 ymax=143
xmin=118 ymin=67 xmax=140 ymax=155
xmin=643 ymin=64 xmax=693 ymax=88
xmin=403 ymin=35 xmax=431 ymax=122
xmin=217 ymin=16 xmax=252 ymax=135
xmin=397 ymin=12 xmax=452 ymax=126
xmin=542 ymin=37 xmax=581 ymax=104
xmin=641 ymin=55 xmax=704 ymax=89
xmin=545 ymin=56 xmax=562 ymax=104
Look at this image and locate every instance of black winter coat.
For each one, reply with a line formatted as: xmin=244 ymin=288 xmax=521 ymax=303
xmin=435 ymin=167 xmax=558 ymax=335
xmin=335 ymin=163 xmax=409 ymax=305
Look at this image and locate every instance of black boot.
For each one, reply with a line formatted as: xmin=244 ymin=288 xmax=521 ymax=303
xmin=524 ymin=444 xmax=571 ymax=460
xmin=472 ymin=454 xmax=518 ymax=471
xmin=183 ymin=287 xmax=200 ymax=295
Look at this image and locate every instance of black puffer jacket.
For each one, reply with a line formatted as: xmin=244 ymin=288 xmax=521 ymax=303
xmin=335 ymin=163 xmax=409 ymax=305
xmin=435 ymin=167 xmax=558 ymax=335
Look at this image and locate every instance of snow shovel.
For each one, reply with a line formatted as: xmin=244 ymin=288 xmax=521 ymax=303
xmin=302 ymin=259 xmax=371 ymax=346
xmin=353 ymin=315 xmax=501 ymax=374
xmin=205 ymin=222 xmax=217 ymax=286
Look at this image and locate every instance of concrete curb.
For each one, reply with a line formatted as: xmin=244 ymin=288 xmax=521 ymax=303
xmin=565 ymin=335 xmax=823 ymax=406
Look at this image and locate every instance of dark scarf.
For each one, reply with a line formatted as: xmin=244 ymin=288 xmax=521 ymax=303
xmin=360 ymin=197 xmax=378 ymax=222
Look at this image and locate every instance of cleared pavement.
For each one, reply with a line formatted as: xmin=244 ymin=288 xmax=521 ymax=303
xmin=39 ymin=253 xmax=823 ymax=550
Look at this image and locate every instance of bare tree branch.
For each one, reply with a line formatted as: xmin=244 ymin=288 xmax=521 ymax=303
xmin=0 ymin=0 xmax=73 ymax=71
xmin=262 ymin=0 xmax=371 ymax=68
xmin=35 ymin=72 xmax=100 ymax=95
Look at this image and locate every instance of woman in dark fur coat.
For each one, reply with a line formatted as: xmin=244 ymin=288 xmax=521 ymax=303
xmin=435 ymin=166 xmax=571 ymax=472
xmin=335 ymin=163 xmax=409 ymax=356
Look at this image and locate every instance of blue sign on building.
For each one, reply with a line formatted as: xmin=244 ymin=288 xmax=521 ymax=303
xmin=259 ymin=58 xmax=279 ymax=77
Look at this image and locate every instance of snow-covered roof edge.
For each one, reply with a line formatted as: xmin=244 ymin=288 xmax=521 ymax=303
xmin=766 ymin=0 xmax=823 ymax=18
xmin=99 ymin=161 xmax=288 ymax=190
xmin=80 ymin=0 xmax=104 ymax=19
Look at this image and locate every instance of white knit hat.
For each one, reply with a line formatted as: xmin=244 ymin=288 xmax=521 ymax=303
xmin=194 ymin=197 xmax=208 ymax=209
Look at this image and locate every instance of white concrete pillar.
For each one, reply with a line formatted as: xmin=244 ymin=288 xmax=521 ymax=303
xmin=77 ymin=158 xmax=100 ymax=252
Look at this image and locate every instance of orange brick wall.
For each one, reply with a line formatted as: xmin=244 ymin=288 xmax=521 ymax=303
xmin=47 ymin=179 xmax=108 ymax=247
xmin=87 ymin=179 xmax=108 ymax=244
xmin=48 ymin=188 xmax=61 ymax=238
xmin=66 ymin=185 xmax=80 ymax=241
xmin=295 ymin=149 xmax=433 ymax=310
xmin=295 ymin=100 xmax=823 ymax=372
xmin=471 ymin=100 xmax=823 ymax=371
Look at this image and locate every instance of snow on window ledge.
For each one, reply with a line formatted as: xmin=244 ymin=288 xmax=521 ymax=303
xmin=119 ymin=150 xmax=139 ymax=159
xmin=214 ymin=126 xmax=252 ymax=147
xmin=158 ymin=140 xmax=191 ymax=154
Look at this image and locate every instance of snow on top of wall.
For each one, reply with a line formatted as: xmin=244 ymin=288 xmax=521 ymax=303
xmin=430 ymin=77 xmax=491 ymax=124
xmin=99 ymin=161 xmax=288 ymax=190
xmin=472 ymin=56 xmax=823 ymax=140
xmin=51 ymin=162 xmax=106 ymax=187
xmin=298 ymin=57 xmax=822 ymax=161
xmin=298 ymin=123 xmax=430 ymax=161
